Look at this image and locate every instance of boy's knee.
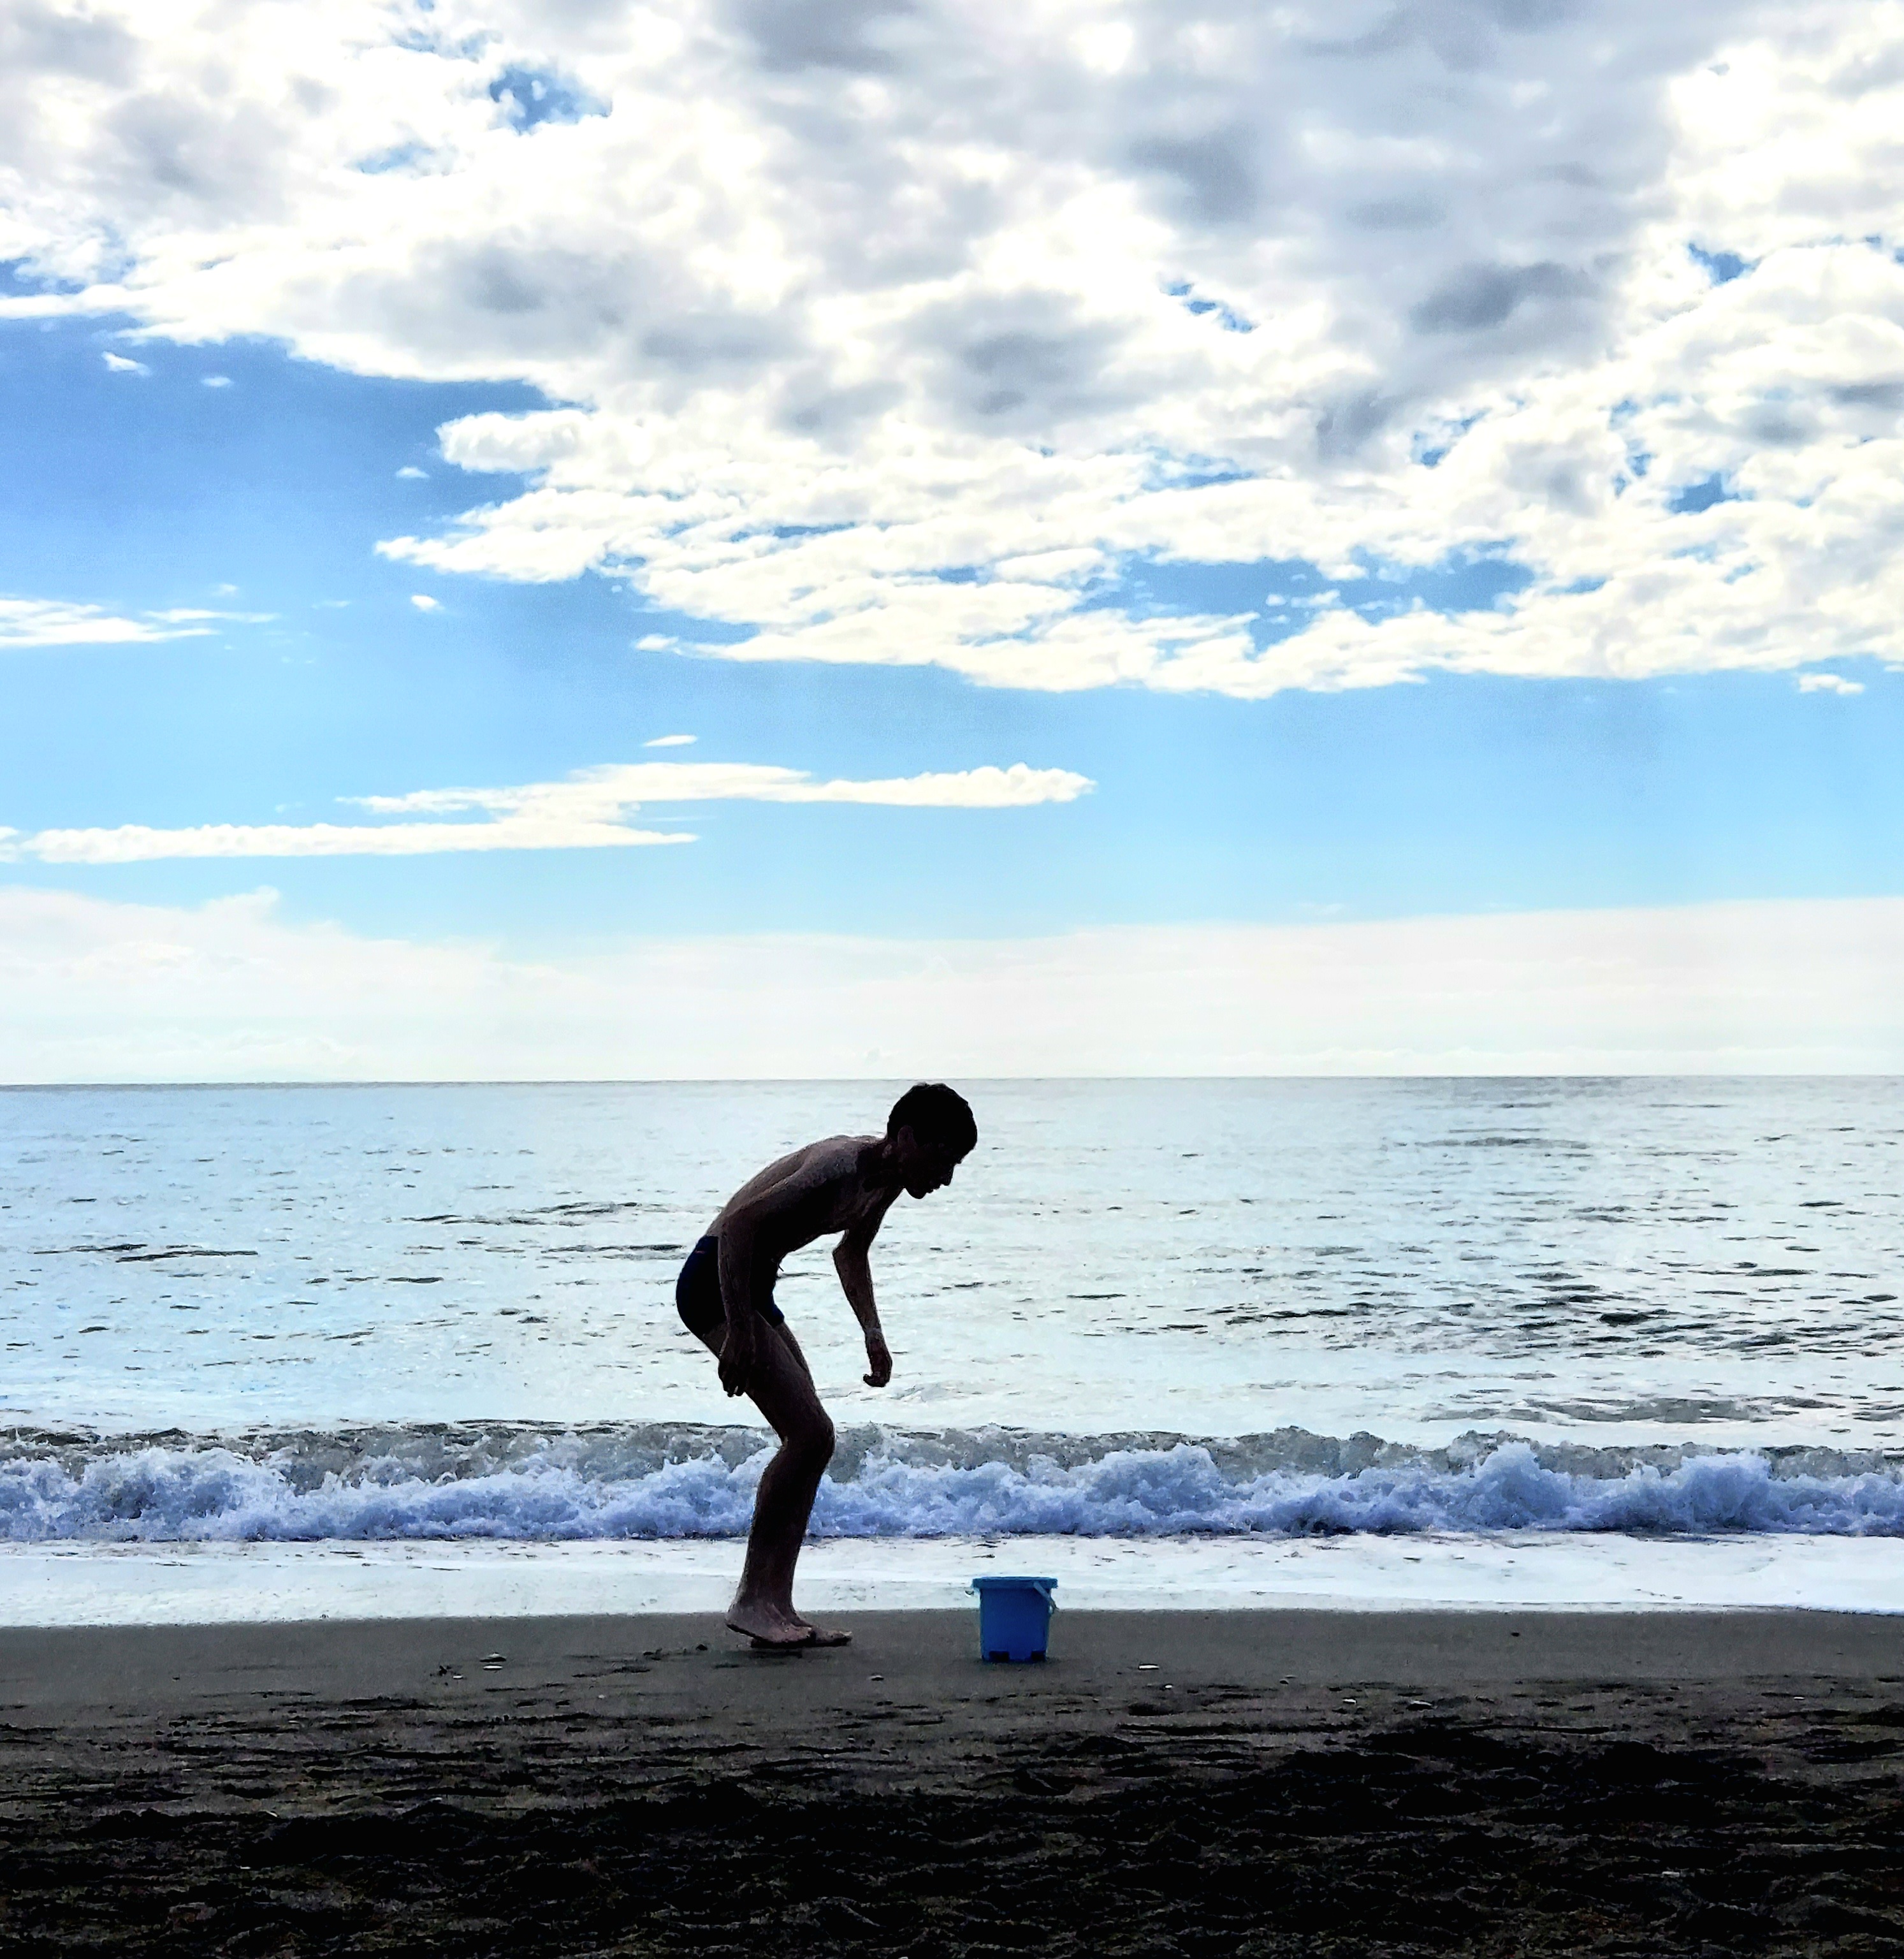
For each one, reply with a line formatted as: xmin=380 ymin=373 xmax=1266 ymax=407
xmin=797 ymin=1413 xmax=836 ymax=1470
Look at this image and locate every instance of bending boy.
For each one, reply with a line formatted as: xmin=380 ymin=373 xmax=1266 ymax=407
xmin=676 ymin=1084 xmax=978 ymax=1647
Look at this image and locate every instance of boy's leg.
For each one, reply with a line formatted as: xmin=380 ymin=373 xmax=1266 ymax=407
xmin=694 ymin=1320 xmax=845 ymax=1645
xmin=750 ymin=1323 xmax=848 ymax=1639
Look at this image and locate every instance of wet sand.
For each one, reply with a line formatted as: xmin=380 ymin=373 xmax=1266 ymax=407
xmin=2 ymin=1609 xmax=1902 ymax=1955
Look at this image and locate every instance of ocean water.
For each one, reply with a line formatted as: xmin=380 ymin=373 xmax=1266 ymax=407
xmin=3 ymin=1079 xmax=1902 ymax=1610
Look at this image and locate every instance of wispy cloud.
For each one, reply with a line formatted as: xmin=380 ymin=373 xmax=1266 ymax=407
xmin=12 ymin=819 xmax=693 ymax=864
xmin=101 ymin=351 xmax=148 ymax=375
xmin=0 ymin=596 xmax=266 ymax=649
xmin=1797 ymin=672 xmax=1864 ymax=695
xmin=644 ymin=733 xmax=695 ymax=747
xmin=4 ymin=759 xmax=1093 ymax=864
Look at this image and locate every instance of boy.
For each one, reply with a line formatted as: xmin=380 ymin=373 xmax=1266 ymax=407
xmin=676 ymin=1084 xmax=978 ymax=1647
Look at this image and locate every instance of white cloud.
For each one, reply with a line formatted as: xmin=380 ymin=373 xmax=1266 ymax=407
xmin=201 ymin=373 xmax=231 ymax=387
xmin=350 ymin=759 xmax=1092 ymax=813
xmin=396 ymin=465 xmax=428 ymax=479
xmin=0 ymin=595 xmax=226 ymax=648
xmin=409 ymin=592 xmax=442 ymax=611
xmin=1 ymin=887 xmax=1899 ymax=1082
xmin=644 ymin=732 xmax=695 ymax=747
xmin=4 ymin=3 xmax=1903 ymax=695
xmin=101 ymin=351 xmax=147 ymax=375
xmin=3 ymin=758 xmax=1093 ymax=863
xmin=151 ymin=606 xmax=273 ymax=624
xmin=1797 ymin=672 xmax=1864 ymax=694
xmin=11 ymin=819 xmax=693 ymax=865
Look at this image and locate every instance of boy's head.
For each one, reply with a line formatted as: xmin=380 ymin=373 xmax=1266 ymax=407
xmin=886 ymin=1082 xmax=977 ymax=1197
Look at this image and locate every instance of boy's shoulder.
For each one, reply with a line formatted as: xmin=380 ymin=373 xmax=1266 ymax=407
xmin=801 ymin=1132 xmax=880 ymax=1182
xmin=750 ymin=1133 xmax=873 ymax=1193
xmin=731 ymin=1133 xmax=889 ymax=1239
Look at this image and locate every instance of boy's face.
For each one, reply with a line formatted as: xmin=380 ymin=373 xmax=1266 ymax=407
xmin=893 ymin=1125 xmax=967 ymax=1199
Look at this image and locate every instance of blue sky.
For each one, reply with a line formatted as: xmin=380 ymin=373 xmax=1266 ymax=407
xmin=1 ymin=0 xmax=1900 ymax=1077
xmin=4 ymin=314 xmax=1897 ymax=950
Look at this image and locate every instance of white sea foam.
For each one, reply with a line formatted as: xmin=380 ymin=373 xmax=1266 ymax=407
xmin=3 ymin=1424 xmax=1901 ymax=1543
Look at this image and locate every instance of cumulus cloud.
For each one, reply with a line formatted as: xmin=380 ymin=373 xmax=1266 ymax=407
xmin=100 ymin=349 xmax=147 ymax=374
xmin=409 ymin=592 xmax=442 ymax=611
xmin=2 ymin=758 xmax=1092 ymax=863
xmin=0 ymin=595 xmax=258 ymax=648
xmin=1797 ymin=671 xmax=1864 ymax=694
xmin=1 ymin=885 xmax=1899 ymax=1081
xmin=4 ymin=2 xmax=1903 ymax=694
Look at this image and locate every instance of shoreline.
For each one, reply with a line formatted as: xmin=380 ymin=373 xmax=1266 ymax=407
xmin=4 ymin=1530 xmax=1903 ymax=1625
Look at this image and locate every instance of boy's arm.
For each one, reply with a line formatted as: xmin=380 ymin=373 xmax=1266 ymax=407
xmin=714 ymin=1218 xmax=763 ymax=1397
xmin=715 ymin=1155 xmax=829 ymax=1395
xmin=833 ymin=1218 xmax=892 ymax=1388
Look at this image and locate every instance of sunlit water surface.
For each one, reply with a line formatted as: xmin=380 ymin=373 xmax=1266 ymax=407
xmin=3 ymin=1081 xmax=1901 ymax=1589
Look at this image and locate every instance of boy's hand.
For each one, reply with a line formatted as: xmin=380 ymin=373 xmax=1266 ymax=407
xmin=862 ymin=1330 xmax=892 ymax=1388
xmin=718 ymin=1320 xmax=758 ymax=1397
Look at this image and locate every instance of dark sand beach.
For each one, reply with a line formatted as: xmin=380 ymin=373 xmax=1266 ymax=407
xmin=3 ymin=1608 xmax=1902 ymax=1956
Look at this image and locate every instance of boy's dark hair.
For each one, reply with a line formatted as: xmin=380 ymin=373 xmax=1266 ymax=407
xmin=887 ymin=1082 xmax=977 ymax=1155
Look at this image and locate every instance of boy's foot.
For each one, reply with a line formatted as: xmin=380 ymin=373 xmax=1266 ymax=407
xmin=795 ymin=1623 xmax=853 ymax=1646
xmin=726 ymin=1601 xmax=812 ymax=1647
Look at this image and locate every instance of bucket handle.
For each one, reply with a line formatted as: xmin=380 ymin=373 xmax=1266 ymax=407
xmin=968 ymin=1578 xmax=1059 ymax=1611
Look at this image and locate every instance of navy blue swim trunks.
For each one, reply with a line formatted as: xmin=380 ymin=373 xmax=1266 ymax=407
xmin=676 ymin=1235 xmax=784 ymax=1339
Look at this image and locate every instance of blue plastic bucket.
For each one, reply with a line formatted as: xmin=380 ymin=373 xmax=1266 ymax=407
xmin=971 ymin=1576 xmax=1058 ymax=1661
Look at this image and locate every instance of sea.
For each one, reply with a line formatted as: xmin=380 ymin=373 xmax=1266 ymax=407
xmin=4 ymin=1078 xmax=1902 ymax=1622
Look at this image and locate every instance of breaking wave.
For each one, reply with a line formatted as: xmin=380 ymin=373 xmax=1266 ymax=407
xmin=3 ymin=1422 xmax=1903 ymax=1543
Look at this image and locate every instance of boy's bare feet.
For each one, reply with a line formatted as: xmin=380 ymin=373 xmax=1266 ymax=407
xmin=726 ymin=1600 xmax=813 ymax=1647
xmin=792 ymin=1619 xmax=853 ymax=1646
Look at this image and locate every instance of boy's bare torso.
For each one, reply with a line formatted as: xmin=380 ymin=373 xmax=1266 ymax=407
xmin=710 ymin=1133 xmax=898 ymax=1267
